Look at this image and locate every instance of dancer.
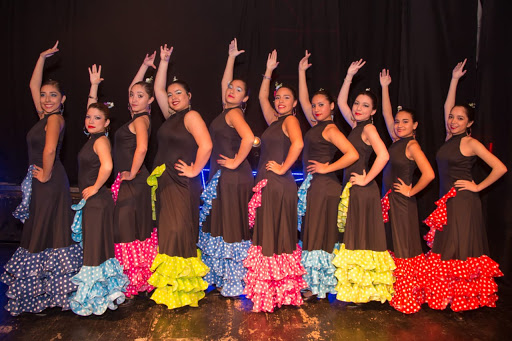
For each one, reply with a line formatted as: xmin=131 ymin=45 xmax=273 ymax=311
xmin=379 ymin=69 xmax=435 ymax=313
xmin=69 ymin=88 xmax=128 ymax=316
xmin=197 ymin=38 xmax=255 ymax=297
xmin=1 ymin=41 xmax=82 ymax=316
xmin=332 ymin=59 xmax=395 ymax=304
xmin=243 ymin=50 xmax=306 ymax=312
xmin=297 ymin=51 xmax=359 ymax=300
xmin=102 ymin=54 xmax=158 ymax=299
xmin=424 ymin=59 xmax=507 ymax=312
xmin=147 ymin=44 xmax=212 ymax=309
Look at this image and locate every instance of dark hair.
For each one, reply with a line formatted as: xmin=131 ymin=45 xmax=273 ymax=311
xmin=312 ymin=89 xmax=335 ymax=104
xmin=132 ymin=81 xmax=154 ymax=97
xmin=275 ymin=83 xmax=297 ymax=101
xmin=230 ymin=78 xmax=250 ymax=97
xmin=41 ymin=79 xmax=65 ymax=96
xmin=395 ymin=107 xmax=417 ymax=123
xmin=168 ymin=79 xmax=191 ymax=94
xmin=452 ymin=103 xmax=475 ymax=123
xmin=354 ymin=89 xmax=378 ymax=110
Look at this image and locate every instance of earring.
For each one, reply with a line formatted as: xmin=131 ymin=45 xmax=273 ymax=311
xmin=83 ymin=126 xmax=90 ymax=136
xmin=59 ymin=103 xmax=65 ymax=114
xmin=292 ymin=107 xmax=297 ymax=116
xmin=413 ymin=129 xmax=416 ymax=139
xmin=467 ymin=126 xmax=472 ymax=136
xmin=370 ymin=115 xmax=374 ymax=124
xmin=240 ymin=102 xmax=247 ymax=113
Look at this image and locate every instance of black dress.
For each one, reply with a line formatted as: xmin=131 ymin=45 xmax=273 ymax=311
xmin=382 ymin=136 xmax=423 ymax=258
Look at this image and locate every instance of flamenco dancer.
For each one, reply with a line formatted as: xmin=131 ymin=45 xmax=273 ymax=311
xmin=69 ymin=87 xmax=128 ymax=316
xmin=197 ymin=39 xmax=255 ymax=297
xmin=424 ymin=59 xmax=507 ymax=313
xmin=331 ymin=59 xmax=395 ymax=305
xmin=105 ymin=54 xmax=158 ymax=299
xmin=1 ymin=42 xmax=82 ymax=315
xmin=379 ymin=69 xmax=435 ymax=313
xmin=147 ymin=44 xmax=212 ymax=309
xmin=243 ymin=50 xmax=306 ymax=312
xmin=297 ymin=51 xmax=359 ymax=300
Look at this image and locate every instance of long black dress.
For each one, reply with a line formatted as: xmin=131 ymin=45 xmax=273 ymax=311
xmin=1 ymin=113 xmax=81 ymax=316
xmin=148 ymin=109 xmax=209 ymax=309
xmin=197 ymin=107 xmax=253 ymax=297
xmin=243 ymin=114 xmax=306 ymax=313
xmin=112 ymin=112 xmax=157 ymax=298
xmin=332 ymin=118 xmax=395 ymax=304
xmin=424 ymin=132 xmax=502 ymax=312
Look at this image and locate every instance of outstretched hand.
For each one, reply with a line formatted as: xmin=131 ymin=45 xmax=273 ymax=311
xmin=298 ymin=50 xmax=312 ymax=72
xmin=452 ymin=58 xmax=467 ymax=80
xmin=144 ymin=51 xmax=157 ymax=69
xmin=379 ymin=69 xmax=391 ymax=87
xmin=347 ymin=59 xmax=366 ymax=77
xmin=88 ymin=64 xmax=104 ymax=85
xmin=266 ymin=50 xmax=279 ymax=71
xmin=228 ymin=38 xmax=245 ymax=57
xmin=40 ymin=41 xmax=59 ymax=59
xmin=160 ymin=44 xmax=173 ymax=63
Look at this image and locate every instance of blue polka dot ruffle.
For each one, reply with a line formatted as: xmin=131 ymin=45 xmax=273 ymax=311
xmin=199 ymin=170 xmax=221 ymax=226
xmin=69 ymin=257 xmax=129 ymax=316
xmin=71 ymin=199 xmax=86 ymax=245
xmin=297 ymin=173 xmax=313 ymax=232
xmin=12 ymin=165 xmax=36 ymax=223
xmin=197 ymin=230 xmax=251 ymax=297
xmin=301 ymin=248 xmax=338 ymax=298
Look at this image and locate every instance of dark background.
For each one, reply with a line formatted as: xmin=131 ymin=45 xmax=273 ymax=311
xmin=0 ymin=0 xmax=510 ymax=278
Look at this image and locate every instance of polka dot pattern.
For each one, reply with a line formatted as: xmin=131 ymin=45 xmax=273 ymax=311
xmin=148 ymin=250 xmax=209 ymax=309
xmin=297 ymin=173 xmax=313 ymax=232
xmin=389 ymin=254 xmax=429 ymax=314
xmin=301 ymin=249 xmax=337 ymax=298
xmin=69 ymin=258 xmax=128 ymax=316
xmin=199 ymin=169 xmax=221 ymax=226
xmin=147 ymin=164 xmax=166 ymax=220
xmin=110 ymin=172 xmax=123 ymax=204
xmin=114 ymin=228 xmax=158 ymax=298
xmin=197 ymin=229 xmax=251 ymax=297
xmin=0 ymin=244 xmax=83 ymax=316
xmin=381 ymin=189 xmax=391 ymax=223
xmin=332 ymin=244 xmax=396 ymax=304
xmin=423 ymin=187 xmax=457 ymax=248
xmin=248 ymin=179 xmax=268 ymax=229
xmin=337 ymin=182 xmax=352 ymax=233
xmin=243 ymin=244 xmax=307 ymax=313
xmin=70 ymin=199 xmax=86 ymax=246
xmin=12 ymin=165 xmax=36 ymax=223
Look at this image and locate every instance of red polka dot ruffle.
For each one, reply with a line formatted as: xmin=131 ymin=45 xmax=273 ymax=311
xmin=381 ymin=189 xmax=392 ymax=223
xmin=389 ymin=254 xmax=429 ymax=314
xmin=423 ymin=187 xmax=457 ymax=248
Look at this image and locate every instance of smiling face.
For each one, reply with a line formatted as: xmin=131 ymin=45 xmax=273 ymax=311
xmin=394 ymin=111 xmax=417 ymax=138
xmin=40 ymin=84 xmax=66 ymax=114
xmin=447 ymin=106 xmax=473 ymax=135
xmin=274 ymin=87 xmax=297 ymax=115
xmin=225 ymin=80 xmax=248 ymax=108
xmin=85 ymin=107 xmax=110 ymax=134
xmin=167 ymin=83 xmax=191 ymax=112
xmin=311 ymin=94 xmax=334 ymax=121
xmin=351 ymin=94 xmax=376 ymax=122
xmin=129 ymin=84 xmax=154 ymax=114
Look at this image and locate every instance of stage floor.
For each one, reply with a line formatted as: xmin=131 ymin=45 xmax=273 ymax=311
xmin=1 ymin=243 xmax=511 ymax=341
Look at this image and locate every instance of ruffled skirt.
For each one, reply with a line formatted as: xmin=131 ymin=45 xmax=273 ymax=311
xmin=301 ymin=249 xmax=337 ymax=298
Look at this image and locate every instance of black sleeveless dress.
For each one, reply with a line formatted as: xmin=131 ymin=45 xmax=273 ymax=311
xmin=78 ymin=133 xmax=115 ymax=266
xmin=382 ymin=136 xmax=423 ymax=258
xmin=342 ymin=119 xmax=387 ymax=251
xmin=113 ymin=112 xmax=153 ymax=243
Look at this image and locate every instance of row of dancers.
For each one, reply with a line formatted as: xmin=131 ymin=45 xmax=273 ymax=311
xmin=1 ymin=39 xmax=507 ymax=316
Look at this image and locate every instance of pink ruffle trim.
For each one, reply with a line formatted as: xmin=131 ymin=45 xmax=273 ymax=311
xmin=248 ymin=179 xmax=268 ymax=229
xmin=111 ymin=172 xmax=123 ymax=204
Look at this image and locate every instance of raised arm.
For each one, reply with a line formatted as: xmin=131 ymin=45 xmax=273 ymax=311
xmin=155 ymin=44 xmax=174 ymax=119
xmin=259 ymin=50 xmax=280 ymax=126
xmin=120 ymin=116 xmax=150 ymax=181
xmin=221 ymin=38 xmax=245 ymax=105
xmin=217 ymin=109 xmax=255 ymax=169
xmin=266 ymin=116 xmax=303 ymax=175
xmin=444 ymin=59 xmax=467 ymax=139
xmin=82 ymin=136 xmax=113 ymax=200
xmin=298 ymin=50 xmax=315 ymax=127
xmin=379 ymin=69 xmax=397 ymax=141
xmin=176 ymin=111 xmax=213 ymax=177
xmin=30 ymin=41 xmax=59 ymax=118
xmin=129 ymin=51 xmax=156 ymax=96
xmin=87 ymin=64 xmax=104 ymax=108
xmin=337 ymin=59 xmax=366 ymax=129
xmin=393 ymin=141 xmax=435 ymax=197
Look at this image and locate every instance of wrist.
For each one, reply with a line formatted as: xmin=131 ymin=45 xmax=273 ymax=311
xmin=344 ymin=76 xmax=353 ymax=82
xmin=262 ymin=74 xmax=271 ymax=81
xmin=88 ymin=95 xmax=98 ymax=100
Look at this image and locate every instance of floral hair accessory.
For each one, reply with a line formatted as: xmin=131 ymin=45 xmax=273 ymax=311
xmin=145 ymin=76 xmax=154 ymax=83
xmin=274 ymin=82 xmax=283 ymax=97
xmin=318 ymin=88 xmax=324 ymax=91
xmin=104 ymin=101 xmax=114 ymax=109
xmin=397 ymin=105 xmax=402 ymax=112
xmin=365 ymin=88 xmax=371 ymax=91
xmin=468 ymin=102 xmax=476 ymax=108
xmin=172 ymin=76 xmax=178 ymax=82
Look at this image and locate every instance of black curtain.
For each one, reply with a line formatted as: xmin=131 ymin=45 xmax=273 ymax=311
xmin=1 ymin=0 xmax=510 ymax=278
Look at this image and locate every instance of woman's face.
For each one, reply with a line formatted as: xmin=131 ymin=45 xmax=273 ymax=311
xmin=274 ymin=87 xmax=297 ymax=115
xmin=40 ymin=84 xmax=65 ymax=114
xmin=167 ymin=83 xmax=191 ymax=112
xmin=129 ymin=84 xmax=153 ymax=114
xmin=225 ymin=80 xmax=248 ymax=107
xmin=447 ymin=106 xmax=472 ymax=135
xmin=394 ymin=111 xmax=417 ymax=138
xmin=311 ymin=94 xmax=334 ymax=122
xmin=84 ymin=107 xmax=109 ymax=134
xmin=351 ymin=94 xmax=376 ymax=122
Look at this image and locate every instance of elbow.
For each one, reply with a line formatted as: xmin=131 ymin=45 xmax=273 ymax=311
xmin=425 ymin=170 xmax=436 ymax=183
xmin=499 ymin=164 xmax=508 ymax=177
xmin=43 ymin=147 xmax=56 ymax=157
xmin=350 ymin=150 xmax=360 ymax=164
xmin=136 ymin=147 xmax=148 ymax=156
xmin=294 ymin=140 xmax=304 ymax=151
xmin=380 ymin=151 xmax=390 ymax=163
